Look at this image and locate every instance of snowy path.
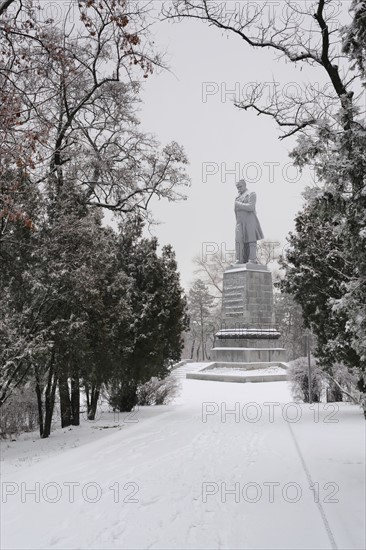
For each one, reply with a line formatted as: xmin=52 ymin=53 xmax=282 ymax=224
xmin=1 ymin=379 xmax=365 ymax=549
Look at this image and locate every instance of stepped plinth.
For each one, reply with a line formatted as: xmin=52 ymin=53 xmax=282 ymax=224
xmin=210 ymin=263 xmax=287 ymax=370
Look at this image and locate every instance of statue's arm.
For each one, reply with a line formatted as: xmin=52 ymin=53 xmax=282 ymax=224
xmin=235 ymin=193 xmax=256 ymax=212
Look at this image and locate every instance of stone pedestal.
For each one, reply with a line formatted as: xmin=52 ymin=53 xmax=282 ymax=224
xmin=221 ymin=262 xmax=273 ymax=327
xmin=211 ymin=263 xmax=286 ymax=367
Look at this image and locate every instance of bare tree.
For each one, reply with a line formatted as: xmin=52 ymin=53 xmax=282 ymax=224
xmin=163 ymin=0 xmax=364 ymax=136
xmin=187 ymin=279 xmax=217 ymax=360
xmin=1 ymin=0 xmax=189 ymax=234
xmin=0 ymin=0 xmax=16 ymax=16
xmin=193 ymin=240 xmax=282 ymax=298
xmin=193 ymin=249 xmax=231 ymax=297
xmin=274 ymin=291 xmax=305 ymax=360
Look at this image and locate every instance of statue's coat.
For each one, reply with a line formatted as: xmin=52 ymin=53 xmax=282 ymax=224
xmin=235 ymin=190 xmax=264 ymax=244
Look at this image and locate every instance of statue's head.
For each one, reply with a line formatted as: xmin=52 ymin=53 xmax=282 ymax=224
xmin=236 ymin=179 xmax=247 ymax=193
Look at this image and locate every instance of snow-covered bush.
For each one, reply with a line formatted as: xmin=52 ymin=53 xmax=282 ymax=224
xmin=0 ymin=386 xmax=38 ymax=438
xmin=325 ymin=362 xmax=359 ymax=403
xmin=108 ymin=373 xmax=181 ymax=412
xmin=288 ymin=357 xmax=360 ymax=404
xmin=137 ymin=376 xmax=181 ymax=406
xmin=288 ymin=356 xmax=323 ymax=403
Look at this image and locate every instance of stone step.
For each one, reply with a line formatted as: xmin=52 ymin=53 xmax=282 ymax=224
xmin=206 ymin=361 xmax=287 ymax=371
xmin=171 ymin=361 xmax=213 ymax=379
xmin=186 ymin=370 xmax=287 ymax=384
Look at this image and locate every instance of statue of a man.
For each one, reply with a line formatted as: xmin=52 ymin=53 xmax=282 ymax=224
xmin=235 ymin=179 xmax=264 ymax=263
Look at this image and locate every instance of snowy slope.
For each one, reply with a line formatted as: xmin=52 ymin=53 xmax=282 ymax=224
xmin=1 ymin=378 xmax=365 ymax=550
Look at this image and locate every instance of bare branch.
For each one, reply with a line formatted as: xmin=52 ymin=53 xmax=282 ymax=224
xmin=163 ymin=0 xmax=361 ymax=138
xmin=0 ymin=0 xmax=16 ymax=16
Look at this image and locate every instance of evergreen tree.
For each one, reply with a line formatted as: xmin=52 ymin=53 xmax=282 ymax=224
xmin=279 ymin=193 xmax=358 ymax=366
xmin=108 ymin=219 xmax=188 ymax=412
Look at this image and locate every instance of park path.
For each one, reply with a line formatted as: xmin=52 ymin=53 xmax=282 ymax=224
xmin=1 ymin=378 xmax=365 ymax=549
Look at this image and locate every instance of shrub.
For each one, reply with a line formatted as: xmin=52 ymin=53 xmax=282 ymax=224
xmin=325 ymin=362 xmax=359 ymax=403
xmin=0 ymin=386 xmax=39 ymax=438
xmin=288 ymin=356 xmax=323 ymax=403
xmin=137 ymin=376 xmax=181 ymax=406
xmin=288 ymin=357 xmax=359 ymax=403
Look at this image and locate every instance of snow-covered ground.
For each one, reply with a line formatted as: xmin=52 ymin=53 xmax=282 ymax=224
xmin=1 ymin=376 xmax=365 ymax=549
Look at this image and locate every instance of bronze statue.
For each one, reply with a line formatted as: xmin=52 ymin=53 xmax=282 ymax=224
xmin=235 ymin=179 xmax=264 ymax=263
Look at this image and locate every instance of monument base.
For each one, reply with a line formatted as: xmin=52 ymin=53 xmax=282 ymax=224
xmin=222 ymin=263 xmax=274 ymax=327
xmin=210 ymin=347 xmax=287 ymax=363
xmin=210 ymin=262 xmax=287 ymax=372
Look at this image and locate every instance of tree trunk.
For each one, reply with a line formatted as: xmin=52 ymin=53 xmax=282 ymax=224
xmin=356 ymin=379 xmax=366 ymax=419
xmin=87 ymin=386 xmax=100 ymax=421
xmin=59 ymin=371 xmax=72 ymax=428
xmin=71 ymin=376 xmax=80 ymax=425
xmin=204 ymin=342 xmax=208 ymax=360
xmin=200 ymin=309 xmax=205 ymax=360
xmin=85 ymin=383 xmax=90 ymax=412
xmin=196 ymin=343 xmax=201 ymax=361
xmin=190 ymin=337 xmax=196 ymax=360
xmin=41 ymin=350 xmax=57 ymax=439
xmin=34 ymin=375 xmax=44 ymax=438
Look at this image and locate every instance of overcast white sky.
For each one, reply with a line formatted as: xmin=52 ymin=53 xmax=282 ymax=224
xmin=134 ymin=0 xmax=348 ymax=289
